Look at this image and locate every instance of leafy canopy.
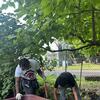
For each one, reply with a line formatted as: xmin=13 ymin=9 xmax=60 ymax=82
xmin=1 ymin=0 xmax=100 ymax=55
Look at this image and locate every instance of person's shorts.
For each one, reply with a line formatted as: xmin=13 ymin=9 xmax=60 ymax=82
xmin=21 ymin=78 xmax=39 ymax=94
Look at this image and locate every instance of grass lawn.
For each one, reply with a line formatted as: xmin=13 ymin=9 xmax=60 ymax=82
xmin=76 ymin=77 xmax=100 ymax=89
xmin=55 ymin=63 xmax=100 ymax=70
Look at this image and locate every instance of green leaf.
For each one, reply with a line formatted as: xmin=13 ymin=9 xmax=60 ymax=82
xmin=41 ymin=0 xmax=52 ymax=16
xmin=8 ymin=2 xmax=15 ymax=8
xmin=1 ymin=4 xmax=8 ymax=10
xmin=22 ymin=47 xmax=30 ymax=54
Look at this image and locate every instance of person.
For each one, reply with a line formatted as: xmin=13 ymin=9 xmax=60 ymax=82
xmin=15 ymin=58 xmax=46 ymax=100
xmin=53 ymin=72 xmax=81 ymax=100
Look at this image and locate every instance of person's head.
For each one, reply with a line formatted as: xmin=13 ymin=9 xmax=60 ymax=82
xmin=19 ymin=58 xmax=30 ymax=70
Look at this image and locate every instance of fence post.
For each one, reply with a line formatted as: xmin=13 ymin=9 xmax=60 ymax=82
xmin=79 ymin=60 xmax=83 ymax=89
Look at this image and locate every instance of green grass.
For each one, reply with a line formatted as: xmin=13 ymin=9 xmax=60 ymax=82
xmin=54 ymin=63 xmax=100 ymax=70
xmin=76 ymin=77 xmax=100 ymax=89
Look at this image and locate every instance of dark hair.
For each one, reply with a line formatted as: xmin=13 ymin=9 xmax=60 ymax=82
xmin=19 ymin=58 xmax=30 ymax=70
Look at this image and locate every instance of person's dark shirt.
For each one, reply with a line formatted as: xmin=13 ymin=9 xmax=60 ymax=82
xmin=54 ymin=72 xmax=76 ymax=88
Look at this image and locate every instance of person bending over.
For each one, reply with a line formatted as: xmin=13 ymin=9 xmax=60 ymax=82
xmin=54 ymin=72 xmax=81 ymax=100
xmin=15 ymin=58 xmax=46 ymax=100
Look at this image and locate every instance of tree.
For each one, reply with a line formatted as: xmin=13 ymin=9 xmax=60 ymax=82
xmin=1 ymin=0 xmax=100 ymax=56
xmin=0 ymin=13 xmax=23 ymax=99
xmin=0 ymin=0 xmax=100 ymax=98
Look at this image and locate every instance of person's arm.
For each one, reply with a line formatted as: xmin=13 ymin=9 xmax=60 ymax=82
xmin=72 ymin=86 xmax=78 ymax=100
xmin=37 ymin=68 xmax=46 ymax=80
xmin=68 ymin=73 xmax=81 ymax=100
xmin=15 ymin=77 xmax=20 ymax=94
xmin=15 ymin=65 xmax=23 ymax=100
xmin=15 ymin=77 xmax=22 ymax=100
xmin=15 ymin=65 xmax=22 ymax=94
xmin=54 ymin=88 xmax=58 ymax=100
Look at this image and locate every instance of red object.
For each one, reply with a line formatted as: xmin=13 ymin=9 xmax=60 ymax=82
xmin=5 ymin=94 xmax=49 ymax=100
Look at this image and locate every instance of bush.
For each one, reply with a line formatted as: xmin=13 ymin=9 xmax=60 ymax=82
xmin=0 ymin=64 xmax=15 ymax=99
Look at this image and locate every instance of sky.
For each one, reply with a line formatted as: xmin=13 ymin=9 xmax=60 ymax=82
xmin=0 ymin=0 xmax=26 ymax=24
xmin=0 ymin=0 xmax=3 ymax=6
xmin=0 ymin=0 xmax=16 ymax=13
xmin=0 ymin=0 xmax=4 ymax=6
xmin=0 ymin=1 xmax=14 ymax=13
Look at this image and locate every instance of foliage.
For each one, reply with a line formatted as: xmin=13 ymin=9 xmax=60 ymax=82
xmin=43 ymin=59 xmax=57 ymax=71
xmin=0 ymin=13 xmax=22 ymax=99
xmin=1 ymin=0 xmax=100 ymax=56
xmin=37 ymin=74 xmax=57 ymax=99
xmin=0 ymin=0 xmax=100 ymax=99
xmin=37 ymin=74 xmax=56 ymax=86
xmin=0 ymin=64 xmax=15 ymax=99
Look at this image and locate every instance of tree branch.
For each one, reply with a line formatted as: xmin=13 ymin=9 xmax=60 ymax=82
xmin=41 ymin=40 xmax=100 ymax=52
xmin=41 ymin=44 xmax=91 ymax=52
xmin=69 ymin=32 xmax=93 ymax=44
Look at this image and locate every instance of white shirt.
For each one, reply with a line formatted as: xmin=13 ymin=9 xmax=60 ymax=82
xmin=15 ymin=59 xmax=40 ymax=80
